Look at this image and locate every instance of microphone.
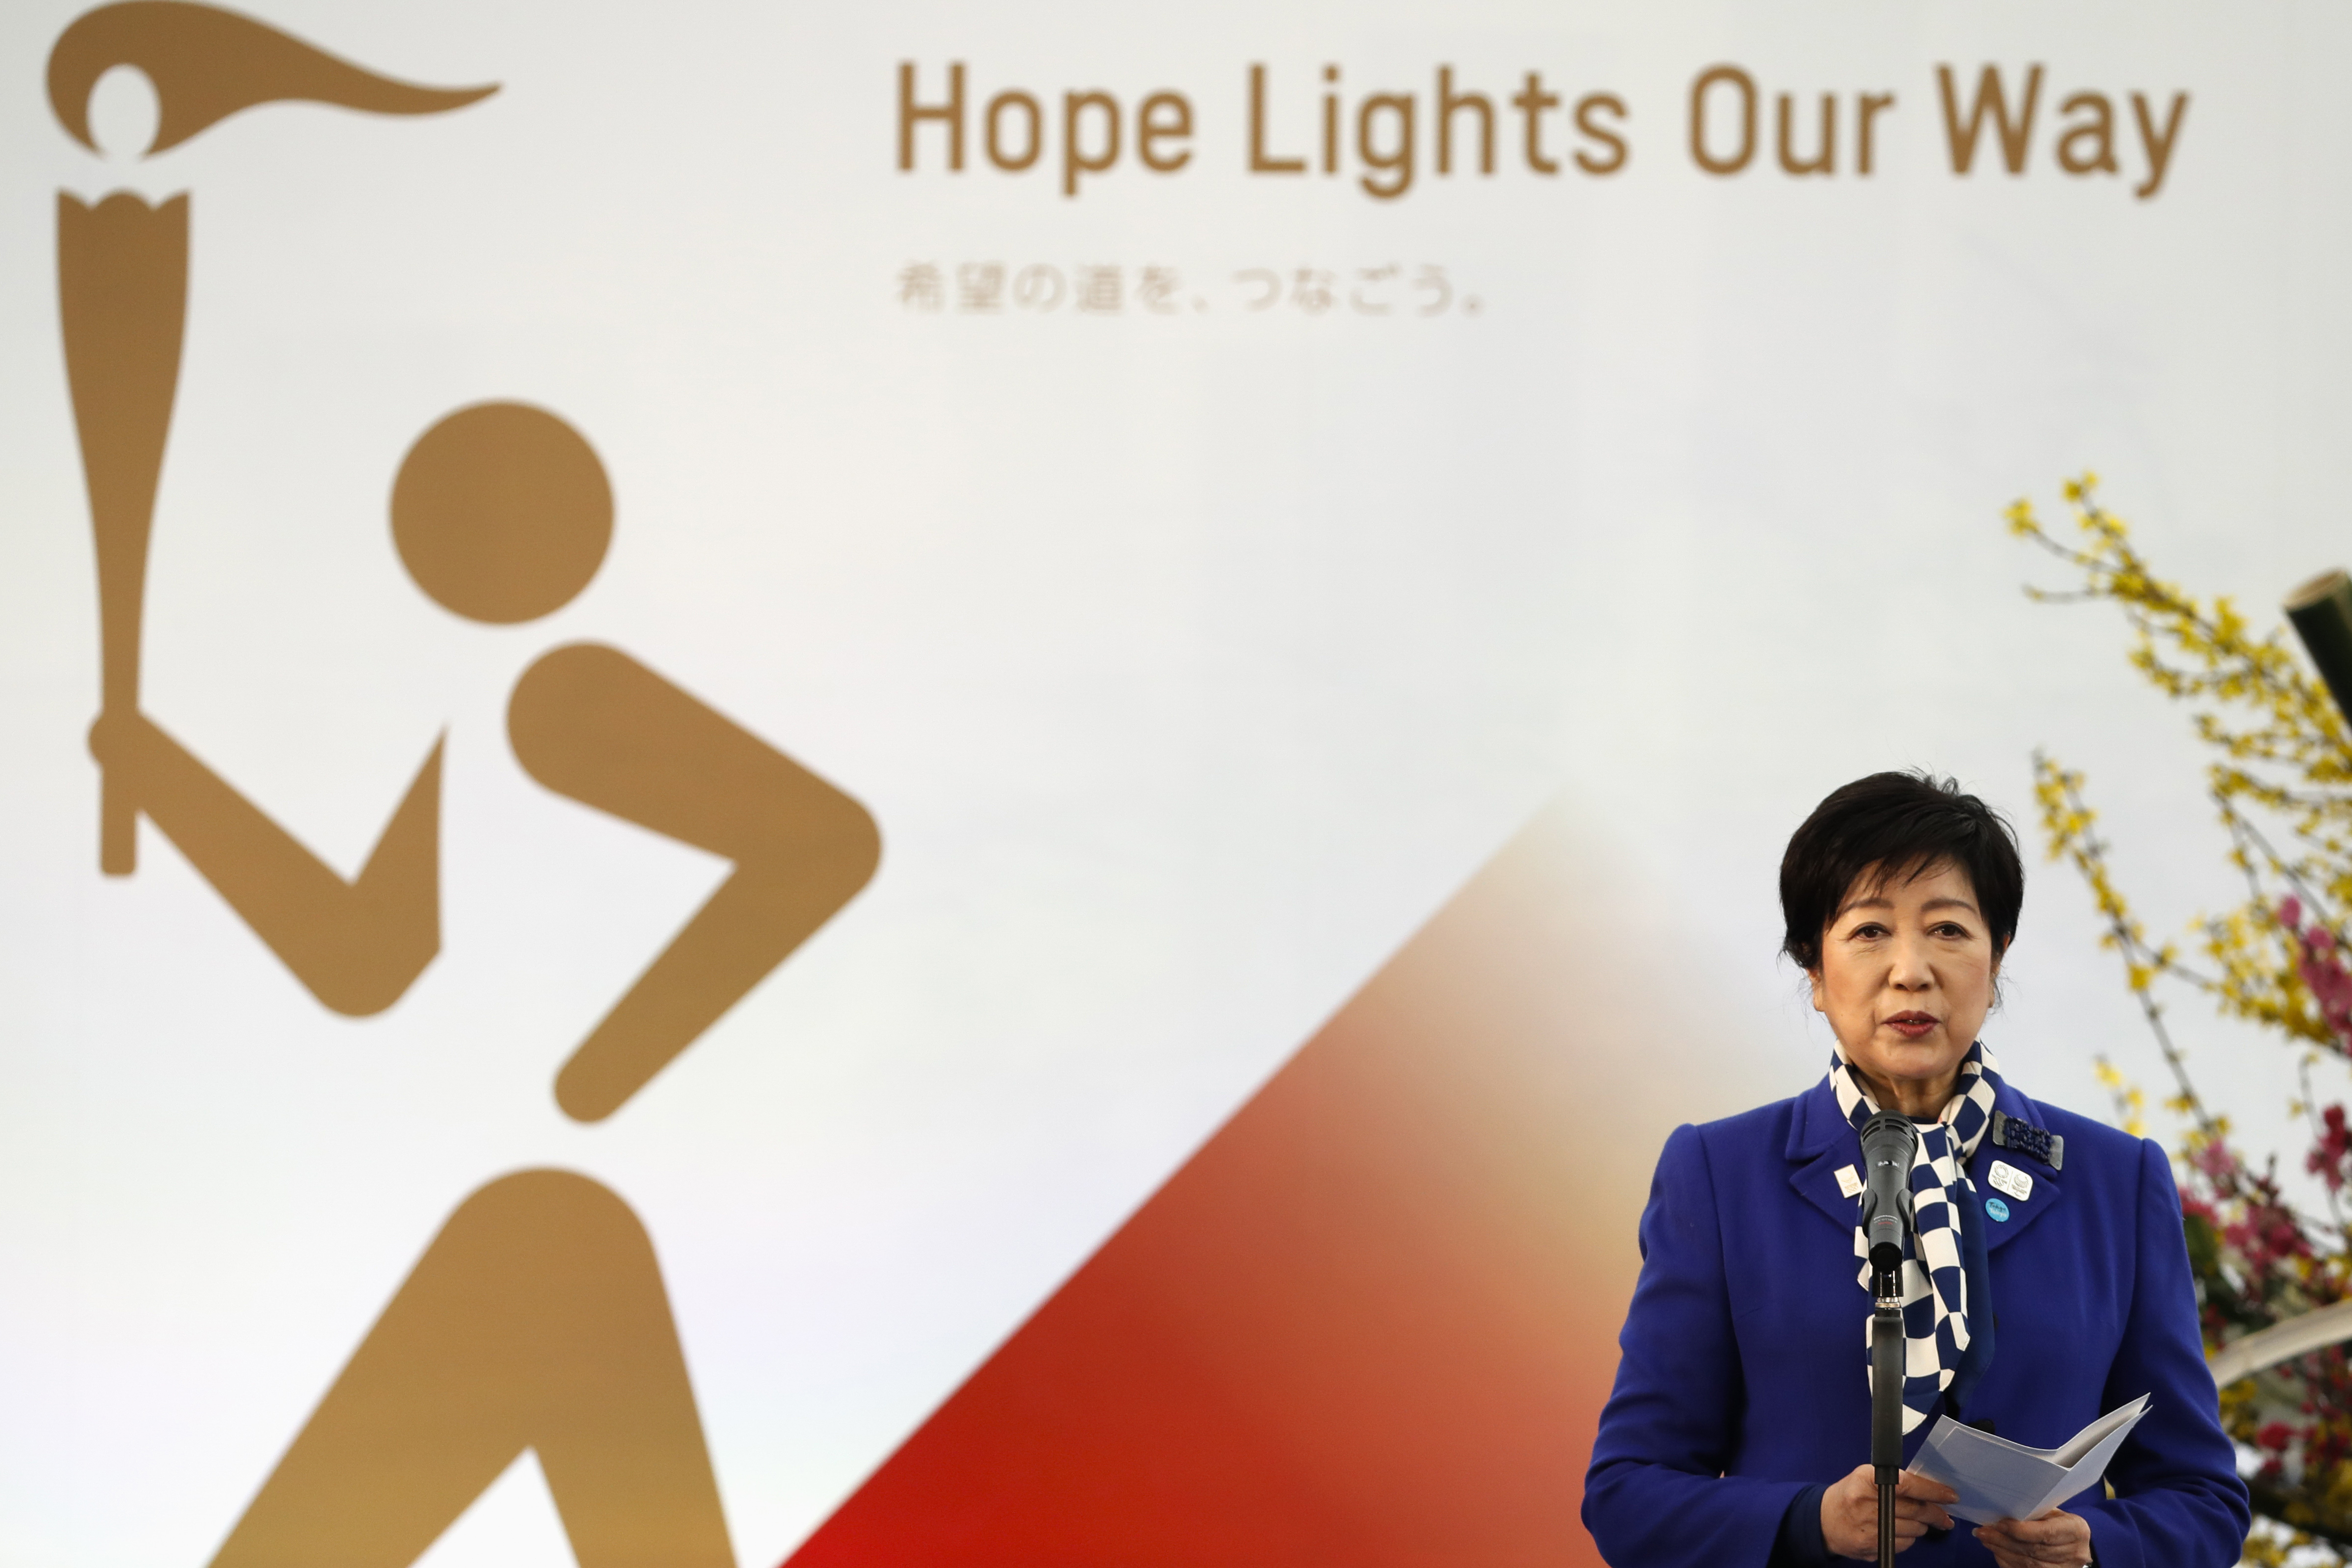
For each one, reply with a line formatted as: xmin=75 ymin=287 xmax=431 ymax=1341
xmin=1859 ymin=1110 xmax=1919 ymax=1568
xmin=1860 ymin=1111 xmax=1917 ymax=1300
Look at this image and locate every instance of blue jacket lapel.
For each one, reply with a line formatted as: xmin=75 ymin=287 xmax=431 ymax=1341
xmin=1786 ymin=1077 xmax=1865 ymax=1233
xmin=1971 ymin=1079 xmax=2066 ymax=1253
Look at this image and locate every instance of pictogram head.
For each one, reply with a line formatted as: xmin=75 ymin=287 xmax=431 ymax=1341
xmin=392 ymin=403 xmax=613 ymax=624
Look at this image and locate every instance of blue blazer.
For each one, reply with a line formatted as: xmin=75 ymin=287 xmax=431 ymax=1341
xmin=1582 ymin=1074 xmax=2249 ymax=1568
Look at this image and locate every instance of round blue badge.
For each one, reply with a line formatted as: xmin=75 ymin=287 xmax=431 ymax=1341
xmin=1986 ymin=1197 xmax=2011 ymax=1222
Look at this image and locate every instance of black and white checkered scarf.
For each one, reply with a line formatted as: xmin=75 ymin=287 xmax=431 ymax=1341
xmin=1829 ymin=1041 xmax=2002 ymax=1434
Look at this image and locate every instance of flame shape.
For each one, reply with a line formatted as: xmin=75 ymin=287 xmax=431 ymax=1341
xmin=49 ymin=0 xmax=495 ymax=156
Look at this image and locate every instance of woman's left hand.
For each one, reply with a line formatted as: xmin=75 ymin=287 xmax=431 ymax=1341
xmin=1973 ymin=1507 xmax=2092 ymax=1566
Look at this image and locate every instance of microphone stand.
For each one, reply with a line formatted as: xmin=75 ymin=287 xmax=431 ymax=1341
xmin=1858 ymin=1110 xmax=1918 ymax=1568
xmin=1871 ymin=1260 xmax=1904 ymax=1568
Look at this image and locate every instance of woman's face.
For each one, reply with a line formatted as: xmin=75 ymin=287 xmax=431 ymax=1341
xmin=1809 ymin=859 xmax=2001 ymax=1113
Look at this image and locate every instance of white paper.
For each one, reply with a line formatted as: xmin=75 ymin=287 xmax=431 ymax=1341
xmin=1908 ymin=1396 xmax=2152 ymax=1526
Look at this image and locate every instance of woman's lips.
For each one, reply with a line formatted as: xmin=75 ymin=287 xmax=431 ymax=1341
xmin=1885 ymin=1012 xmax=1938 ymax=1040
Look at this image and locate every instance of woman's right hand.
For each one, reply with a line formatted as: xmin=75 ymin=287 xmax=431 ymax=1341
xmin=1820 ymin=1465 xmax=1958 ymax=1557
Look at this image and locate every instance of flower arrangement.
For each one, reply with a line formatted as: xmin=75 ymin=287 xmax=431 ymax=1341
xmin=2011 ymin=477 xmax=2352 ymax=1559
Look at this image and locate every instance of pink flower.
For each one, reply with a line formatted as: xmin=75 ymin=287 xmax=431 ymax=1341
xmin=2309 ymin=1105 xmax=2352 ymax=1194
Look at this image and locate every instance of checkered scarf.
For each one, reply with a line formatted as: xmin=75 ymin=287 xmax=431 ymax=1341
xmin=1829 ymin=1041 xmax=2002 ymax=1434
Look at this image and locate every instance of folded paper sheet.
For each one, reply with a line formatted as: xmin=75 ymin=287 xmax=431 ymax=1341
xmin=1908 ymin=1396 xmax=2152 ymax=1526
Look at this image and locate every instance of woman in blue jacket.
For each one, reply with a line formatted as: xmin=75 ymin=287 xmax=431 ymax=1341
xmin=1582 ymin=772 xmax=2248 ymax=1568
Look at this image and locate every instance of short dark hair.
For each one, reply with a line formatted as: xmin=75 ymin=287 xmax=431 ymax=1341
xmin=1779 ymin=771 xmax=2023 ymax=973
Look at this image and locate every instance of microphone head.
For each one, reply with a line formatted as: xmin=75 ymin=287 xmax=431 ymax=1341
xmin=1860 ymin=1110 xmax=1918 ymax=1164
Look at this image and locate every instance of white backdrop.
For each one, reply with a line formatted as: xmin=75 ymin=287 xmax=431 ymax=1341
xmin=4 ymin=2 xmax=2350 ymax=1564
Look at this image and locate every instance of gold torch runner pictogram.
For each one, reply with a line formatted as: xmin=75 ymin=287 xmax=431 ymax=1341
xmin=49 ymin=7 xmax=882 ymax=1564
